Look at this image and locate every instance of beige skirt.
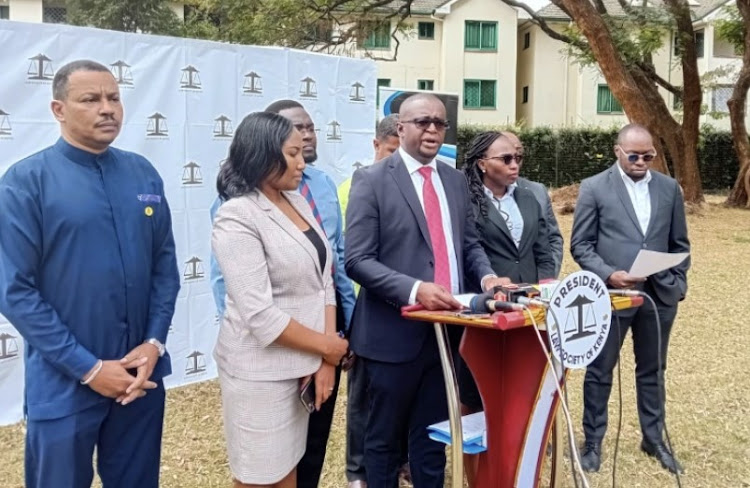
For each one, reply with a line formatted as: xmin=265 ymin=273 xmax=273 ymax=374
xmin=218 ymin=370 xmax=309 ymax=484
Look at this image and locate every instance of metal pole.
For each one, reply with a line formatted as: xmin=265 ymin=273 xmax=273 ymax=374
xmin=433 ymin=322 xmax=464 ymax=488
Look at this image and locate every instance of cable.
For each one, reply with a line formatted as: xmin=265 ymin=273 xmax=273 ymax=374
xmin=612 ymin=312 xmax=623 ymax=488
xmin=525 ymin=305 xmax=590 ymax=488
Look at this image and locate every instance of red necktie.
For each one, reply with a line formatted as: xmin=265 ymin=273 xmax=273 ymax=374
xmin=418 ymin=166 xmax=451 ymax=289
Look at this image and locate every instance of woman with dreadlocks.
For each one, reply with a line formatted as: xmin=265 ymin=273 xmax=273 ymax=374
xmin=458 ymin=131 xmax=555 ymax=487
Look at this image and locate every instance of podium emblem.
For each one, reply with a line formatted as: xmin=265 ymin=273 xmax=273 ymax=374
xmin=547 ymin=271 xmax=611 ymax=369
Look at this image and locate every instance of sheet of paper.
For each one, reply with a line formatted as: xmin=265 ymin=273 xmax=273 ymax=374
xmin=628 ymin=250 xmax=689 ymax=278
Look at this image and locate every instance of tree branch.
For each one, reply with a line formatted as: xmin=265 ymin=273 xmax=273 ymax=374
xmin=500 ymin=0 xmax=588 ymax=50
xmin=636 ymin=61 xmax=682 ymax=95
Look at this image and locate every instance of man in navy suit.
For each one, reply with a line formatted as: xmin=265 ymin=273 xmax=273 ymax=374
xmin=345 ymin=94 xmax=502 ymax=487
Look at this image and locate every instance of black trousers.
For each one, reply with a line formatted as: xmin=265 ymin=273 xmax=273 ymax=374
xmin=582 ymin=289 xmax=678 ymax=445
xmin=297 ymin=294 xmax=345 ymax=488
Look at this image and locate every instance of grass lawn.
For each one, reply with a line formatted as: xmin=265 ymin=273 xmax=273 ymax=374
xmin=1 ymin=195 xmax=749 ymax=487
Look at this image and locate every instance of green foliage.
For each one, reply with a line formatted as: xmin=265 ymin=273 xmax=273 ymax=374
xmin=715 ymin=5 xmax=746 ymax=55
xmin=66 ymin=0 xmax=182 ymax=35
xmin=457 ymin=124 xmax=739 ymax=190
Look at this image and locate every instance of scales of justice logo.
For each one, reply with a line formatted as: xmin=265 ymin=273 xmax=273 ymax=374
xmin=27 ymin=54 xmax=54 ymax=81
xmin=299 ymin=76 xmax=317 ymax=99
xmin=180 ymin=65 xmax=201 ymax=90
xmin=0 ymin=332 xmax=20 ymax=361
xmin=546 ymin=271 xmax=612 ymax=369
xmin=110 ymin=60 xmax=133 ymax=86
xmin=147 ymin=113 xmax=168 ymax=137
xmin=182 ymin=161 xmax=203 ymax=186
xmin=243 ymin=71 xmax=262 ymax=94
xmin=213 ymin=115 xmax=233 ymax=139
xmin=0 ymin=109 xmax=12 ymax=137
xmin=183 ymin=256 xmax=205 ymax=282
xmin=349 ymin=82 xmax=366 ymax=102
xmin=326 ymin=121 xmax=342 ymax=141
xmin=185 ymin=350 xmax=207 ymax=376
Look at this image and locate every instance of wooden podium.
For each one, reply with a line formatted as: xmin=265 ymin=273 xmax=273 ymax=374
xmin=402 ymin=295 xmax=643 ymax=488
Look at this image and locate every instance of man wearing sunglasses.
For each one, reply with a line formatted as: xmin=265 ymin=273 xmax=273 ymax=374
xmin=345 ymin=94 xmax=502 ymax=487
xmin=571 ymin=124 xmax=690 ymax=474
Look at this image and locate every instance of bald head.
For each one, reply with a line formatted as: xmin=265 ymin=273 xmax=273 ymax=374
xmin=397 ymin=94 xmax=447 ymax=164
xmin=617 ymin=123 xmax=652 ymax=146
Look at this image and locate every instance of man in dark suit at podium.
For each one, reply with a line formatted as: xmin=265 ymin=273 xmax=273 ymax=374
xmin=345 ymin=94 xmax=500 ymax=487
xmin=570 ymin=123 xmax=690 ymax=474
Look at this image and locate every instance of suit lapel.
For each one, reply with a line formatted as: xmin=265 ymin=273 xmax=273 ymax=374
xmin=515 ymin=191 xmax=535 ymax=254
xmin=258 ymin=191 xmax=324 ymax=277
xmin=436 ymin=163 xmax=462 ymax=255
xmin=610 ymin=164 xmax=644 ymax=237
xmin=389 ymin=154 xmax=433 ymax=250
xmin=645 ymin=174 xmax=660 ymax=239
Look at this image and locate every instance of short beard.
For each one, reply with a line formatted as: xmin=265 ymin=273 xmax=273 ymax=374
xmin=304 ymin=151 xmax=318 ymax=164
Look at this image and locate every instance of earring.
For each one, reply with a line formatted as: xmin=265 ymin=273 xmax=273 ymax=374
xmin=481 ymin=168 xmax=487 ymax=173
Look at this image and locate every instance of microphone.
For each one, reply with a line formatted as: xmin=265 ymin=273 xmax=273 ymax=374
xmin=469 ymin=292 xmax=524 ymax=313
xmin=608 ymin=289 xmax=643 ymax=297
xmin=516 ymin=296 xmax=549 ymax=308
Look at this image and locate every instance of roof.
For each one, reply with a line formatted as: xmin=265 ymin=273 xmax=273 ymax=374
xmin=535 ymin=0 xmax=733 ymax=22
xmin=379 ymin=0 xmax=451 ymax=14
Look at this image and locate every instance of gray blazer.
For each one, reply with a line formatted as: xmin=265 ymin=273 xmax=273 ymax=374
xmin=517 ymin=177 xmax=563 ymax=277
xmin=570 ymin=163 xmax=690 ymax=306
xmin=211 ymin=190 xmax=336 ymax=381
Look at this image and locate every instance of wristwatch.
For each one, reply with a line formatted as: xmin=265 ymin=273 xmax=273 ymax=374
xmin=144 ymin=338 xmax=166 ymax=357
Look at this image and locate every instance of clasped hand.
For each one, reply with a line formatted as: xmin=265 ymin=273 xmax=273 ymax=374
xmin=86 ymin=343 xmax=160 ymax=406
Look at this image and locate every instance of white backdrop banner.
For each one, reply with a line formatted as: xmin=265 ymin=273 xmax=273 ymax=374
xmin=0 ymin=20 xmax=377 ymax=426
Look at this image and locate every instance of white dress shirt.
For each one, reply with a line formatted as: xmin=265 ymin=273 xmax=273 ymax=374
xmin=617 ymin=163 xmax=652 ymax=235
xmin=400 ymin=148 xmax=460 ymax=300
xmin=483 ymin=183 xmax=524 ymax=248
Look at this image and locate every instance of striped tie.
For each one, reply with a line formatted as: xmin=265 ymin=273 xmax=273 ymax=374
xmin=299 ymin=179 xmax=324 ymax=229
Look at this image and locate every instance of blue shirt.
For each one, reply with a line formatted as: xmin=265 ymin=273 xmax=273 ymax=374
xmin=0 ymin=138 xmax=180 ymax=420
xmin=210 ymin=165 xmax=355 ymax=329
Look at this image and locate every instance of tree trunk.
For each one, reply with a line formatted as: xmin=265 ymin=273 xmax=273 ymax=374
xmin=553 ymin=0 xmax=704 ymax=203
xmin=726 ymin=0 xmax=750 ymax=208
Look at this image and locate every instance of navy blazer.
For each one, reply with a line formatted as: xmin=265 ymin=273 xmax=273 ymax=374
xmin=345 ymin=151 xmax=495 ymax=363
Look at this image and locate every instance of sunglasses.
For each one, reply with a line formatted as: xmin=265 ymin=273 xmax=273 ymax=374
xmin=403 ymin=118 xmax=450 ymax=131
xmin=618 ymin=147 xmax=656 ymax=163
xmin=483 ymin=154 xmax=524 ymax=165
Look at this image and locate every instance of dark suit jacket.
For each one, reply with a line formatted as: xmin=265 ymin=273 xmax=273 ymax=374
xmin=516 ymin=177 xmax=563 ymax=277
xmin=345 ymin=151 xmax=495 ymax=363
xmin=570 ymin=163 xmax=690 ymax=307
xmin=474 ymin=186 xmax=556 ymax=286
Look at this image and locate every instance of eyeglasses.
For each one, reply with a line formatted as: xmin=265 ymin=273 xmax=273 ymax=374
xmin=483 ymin=154 xmax=524 ymax=166
xmin=402 ymin=118 xmax=450 ymax=131
xmin=617 ymin=146 xmax=656 ymax=163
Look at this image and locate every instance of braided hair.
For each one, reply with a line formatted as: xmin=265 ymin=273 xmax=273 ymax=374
xmin=462 ymin=131 xmax=505 ymax=219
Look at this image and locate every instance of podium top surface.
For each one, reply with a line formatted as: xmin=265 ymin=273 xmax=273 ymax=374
xmin=401 ymin=295 xmax=643 ymax=331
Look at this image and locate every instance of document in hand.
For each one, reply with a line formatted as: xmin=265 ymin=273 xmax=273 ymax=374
xmin=427 ymin=411 xmax=487 ymax=454
xmin=628 ymin=250 xmax=690 ymax=278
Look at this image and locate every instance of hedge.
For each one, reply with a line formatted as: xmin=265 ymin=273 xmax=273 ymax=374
xmin=455 ymin=125 xmax=741 ymax=190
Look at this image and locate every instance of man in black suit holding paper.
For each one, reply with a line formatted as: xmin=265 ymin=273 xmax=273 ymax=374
xmin=570 ymin=124 xmax=690 ymax=474
xmin=345 ymin=94 xmax=502 ymax=487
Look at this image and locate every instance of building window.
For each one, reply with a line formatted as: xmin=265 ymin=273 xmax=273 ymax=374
xmin=712 ymin=85 xmax=733 ymax=113
xmin=418 ymin=22 xmax=435 ymax=40
xmin=464 ymin=80 xmax=496 ymax=109
xmin=465 ymin=21 xmax=497 ymax=51
xmin=418 ymin=80 xmax=434 ymax=91
xmin=361 ymin=21 xmax=391 ymax=49
xmin=672 ymin=29 xmax=705 ymax=58
xmin=0 ymin=6 xmax=9 ymax=20
xmin=522 ymin=86 xmax=529 ymax=104
xmin=523 ymin=32 xmax=530 ymax=50
xmin=43 ymin=6 xmax=67 ymax=24
xmin=596 ymin=85 xmax=623 ymax=114
xmin=376 ymin=78 xmax=391 ymax=106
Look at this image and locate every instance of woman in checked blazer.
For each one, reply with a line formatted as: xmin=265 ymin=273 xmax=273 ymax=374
xmin=211 ymin=112 xmax=349 ymax=488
